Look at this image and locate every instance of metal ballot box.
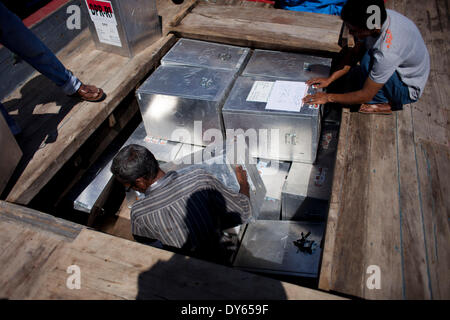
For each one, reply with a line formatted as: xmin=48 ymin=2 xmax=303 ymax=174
xmin=73 ymin=122 xmax=184 ymax=214
xmin=281 ymin=124 xmax=339 ymax=221
xmin=136 ymin=65 xmax=237 ymax=146
xmin=161 ymin=137 xmax=267 ymax=220
xmin=233 ymin=220 xmax=325 ymax=278
xmin=161 ymin=38 xmax=251 ymax=71
xmin=81 ymin=0 xmax=161 ymax=57
xmin=242 ymin=49 xmax=332 ymax=81
xmin=256 ymin=159 xmax=291 ymax=220
xmin=222 ymin=76 xmax=322 ymax=163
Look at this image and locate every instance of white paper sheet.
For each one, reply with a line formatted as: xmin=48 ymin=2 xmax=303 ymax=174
xmin=265 ymin=81 xmax=307 ymax=112
xmin=246 ymin=81 xmax=274 ymax=103
xmin=94 ymin=21 xmax=122 ymax=47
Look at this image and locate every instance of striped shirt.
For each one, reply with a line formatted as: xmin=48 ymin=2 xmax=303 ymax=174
xmin=130 ymin=168 xmax=252 ymax=253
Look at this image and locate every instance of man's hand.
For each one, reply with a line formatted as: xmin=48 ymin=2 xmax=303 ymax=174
xmin=302 ymin=92 xmax=330 ymax=105
xmin=235 ymin=165 xmax=250 ymax=198
xmin=306 ymin=77 xmax=331 ymax=88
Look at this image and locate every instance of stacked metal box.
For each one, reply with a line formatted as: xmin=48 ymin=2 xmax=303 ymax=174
xmin=136 ymin=39 xmax=251 ymax=147
xmin=242 ymin=49 xmax=332 ymax=81
xmin=73 ymin=122 xmax=187 ymax=214
xmin=255 ymin=159 xmax=291 ymax=220
xmin=161 ymin=38 xmax=251 ymax=71
xmin=222 ymin=76 xmax=322 ymax=163
xmin=81 ymin=0 xmax=161 ymax=57
xmin=136 ymin=65 xmax=237 ymax=146
xmin=222 ymin=49 xmax=331 ymax=163
xmin=281 ymin=123 xmax=339 ymax=221
xmin=161 ymin=137 xmax=267 ymax=220
xmin=233 ymin=220 xmax=325 ymax=278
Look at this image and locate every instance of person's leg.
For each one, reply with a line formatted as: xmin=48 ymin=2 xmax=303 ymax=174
xmin=358 ymin=50 xmax=415 ymax=110
xmin=0 ymin=2 xmax=81 ymax=95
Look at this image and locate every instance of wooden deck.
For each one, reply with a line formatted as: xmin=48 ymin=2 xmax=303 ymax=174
xmin=319 ymin=0 xmax=450 ymax=300
xmin=0 ymin=200 xmax=344 ymax=300
xmin=1 ymin=0 xmax=198 ymax=205
xmin=0 ymin=0 xmax=448 ymax=300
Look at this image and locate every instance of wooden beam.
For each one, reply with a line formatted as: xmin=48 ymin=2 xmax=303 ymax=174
xmin=169 ymin=3 xmax=343 ymax=54
xmin=5 ymin=33 xmax=177 ymax=205
xmin=0 ymin=200 xmax=83 ymax=240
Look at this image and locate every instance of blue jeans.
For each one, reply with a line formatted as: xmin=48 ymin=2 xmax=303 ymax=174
xmin=352 ymin=51 xmax=416 ymax=110
xmin=0 ymin=2 xmax=81 ymax=134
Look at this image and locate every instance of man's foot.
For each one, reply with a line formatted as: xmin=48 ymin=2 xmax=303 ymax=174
xmin=76 ymin=84 xmax=105 ymax=102
xmin=358 ymin=103 xmax=392 ymax=115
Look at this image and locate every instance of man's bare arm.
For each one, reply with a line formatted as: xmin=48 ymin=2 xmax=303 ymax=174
xmin=303 ymin=77 xmax=384 ymax=105
xmin=306 ymin=42 xmax=366 ymax=88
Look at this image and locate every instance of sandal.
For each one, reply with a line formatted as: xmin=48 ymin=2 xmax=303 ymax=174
xmin=76 ymin=84 xmax=105 ymax=102
xmin=358 ymin=103 xmax=392 ymax=115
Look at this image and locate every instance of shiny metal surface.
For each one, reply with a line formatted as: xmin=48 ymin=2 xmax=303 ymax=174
xmin=136 ymin=65 xmax=237 ymax=146
xmin=161 ymin=137 xmax=267 ymax=219
xmin=161 ymin=38 xmax=251 ymax=71
xmin=222 ymin=76 xmax=321 ymax=163
xmin=0 ymin=114 xmax=22 ymax=195
xmin=233 ymin=220 xmax=326 ymax=278
xmin=242 ymin=49 xmax=331 ymax=81
xmin=74 ymin=122 xmax=184 ymax=213
xmin=81 ymin=0 xmax=161 ymax=57
xmin=255 ymin=158 xmax=290 ymax=220
xmin=281 ymin=124 xmax=339 ymax=221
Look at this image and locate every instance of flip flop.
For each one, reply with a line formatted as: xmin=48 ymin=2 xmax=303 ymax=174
xmin=358 ymin=103 xmax=392 ymax=115
xmin=76 ymin=84 xmax=105 ymax=102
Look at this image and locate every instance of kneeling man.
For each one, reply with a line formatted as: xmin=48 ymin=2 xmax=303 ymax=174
xmin=111 ymin=144 xmax=252 ymax=262
xmin=304 ymin=0 xmax=430 ymax=114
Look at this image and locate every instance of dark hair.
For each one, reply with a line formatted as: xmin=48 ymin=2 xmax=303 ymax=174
xmin=110 ymin=144 xmax=159 ymax=184
xmin=341 ymin=0 xmax=387 ymax=30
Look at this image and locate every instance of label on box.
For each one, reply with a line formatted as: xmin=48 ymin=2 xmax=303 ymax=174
xmin=93 ymin=21 xmax=122 ymax=47
xmin=246 ymin=81 xmax=274 ymax=103
xmin=85 ymin=0 xmax=122 ymax=47
xmin=265 ymin=81 xmax=307 ymax=112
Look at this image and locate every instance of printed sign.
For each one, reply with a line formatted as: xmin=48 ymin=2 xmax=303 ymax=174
xmin=85 ymin=0 xmax=122 ymax=47
xmin=247 ymin=81 xmax=274 ymax=103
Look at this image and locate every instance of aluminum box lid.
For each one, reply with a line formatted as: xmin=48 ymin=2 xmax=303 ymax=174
xmin=161 ymin=38 xmax=250 ymax=71
xmin=222 ymin=76 xmax=320 ymax=117
xmin=233 ymin=220 xmax=325 ymax=277
xmin=73 ymin=122 xmax=183 ymax=213
xmin=282 ymin=160 xmax=334 ymax=201
xmin=136 ymin=65 xmax=237 ymax=102
xmin=242 ymin=49 xmax=331 ymax=81
xmin=256 ymin=158 xmax=291 ymax=201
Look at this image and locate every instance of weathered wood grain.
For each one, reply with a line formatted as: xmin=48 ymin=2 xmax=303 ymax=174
xmin=170 ymin=3 xmax=343 ymax=54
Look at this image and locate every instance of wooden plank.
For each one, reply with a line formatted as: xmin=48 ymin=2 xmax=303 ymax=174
xmin=5 ymin=33 xmax=177 ymax=205
xmin=0 ymin=220 xmax=65 ymax=299
xmin=323 ymin=113 xmax=373 ymax=298
xmin=391 ymin=0 xmax=450 ymax=300
xmin=157 ymin=0 xmax=199 ymax=34
xmin=319 ymin=109 xmax=351 ymax=291
xmin=320 ymin=0 xmax=450 ymax=300
xmin=0 ymin=200 xmax=83 ymax=240
xmin=170 ymin=3 xmax=343 ymax=54
xmin=396 ymin=106 xmax=432 ymax=299
xmin=363 ymin=114 xmax=403 ymax=299
xmin=415 ymin=139 xmax=450 ymax=300
xmin=29 ymin=229 xmax=345 ymax=300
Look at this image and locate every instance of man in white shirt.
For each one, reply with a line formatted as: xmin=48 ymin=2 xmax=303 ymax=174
xmin=303 ymin=0 xmax=430 ymax=114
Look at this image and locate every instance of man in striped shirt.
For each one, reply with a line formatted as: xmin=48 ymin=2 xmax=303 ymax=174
xmin=111 ymin=144 xmax=252 ymax=262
